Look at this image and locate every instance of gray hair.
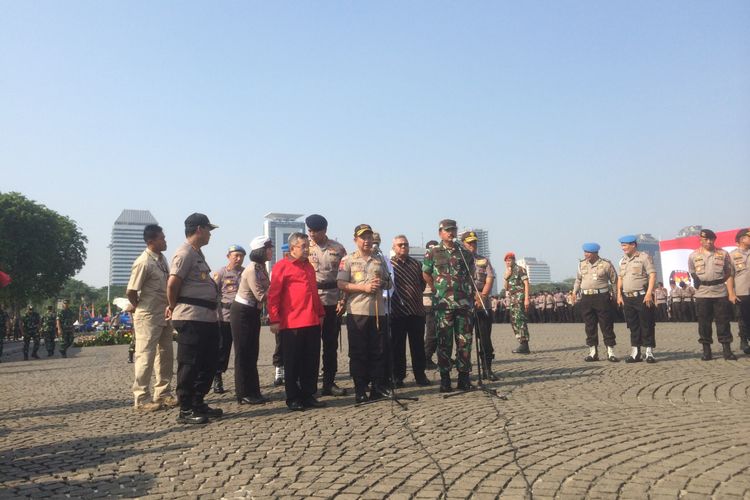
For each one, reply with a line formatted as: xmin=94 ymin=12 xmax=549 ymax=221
xmin=288 ymin=232 xmax=308 ymax=248
xmin=392 ymin=234 xmax=408 ymax=246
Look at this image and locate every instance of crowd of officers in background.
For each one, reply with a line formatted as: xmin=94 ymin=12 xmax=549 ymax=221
xmin=487 ymin=282 xmax=746 ymax=327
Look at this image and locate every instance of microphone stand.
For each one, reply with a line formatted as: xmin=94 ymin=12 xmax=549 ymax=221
xmin=443 ymin=239 xmax=507 ymax=400
xmin=356 ymin=245 xmax=418 ymax=409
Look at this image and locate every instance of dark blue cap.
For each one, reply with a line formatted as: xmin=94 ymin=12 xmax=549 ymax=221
xmin=305 ymin=214 xmax=328 ymax=231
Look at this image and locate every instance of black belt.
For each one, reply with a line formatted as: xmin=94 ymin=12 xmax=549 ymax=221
xmin=176 ymin=297 xmax=218 ymax=310
xmin=220 ymin=303 xmax=232 ymax=310
xmin=317 ymin=281 xmax=338 ymax=290
xmin=700 ymin=279 xmax=725 ymax=286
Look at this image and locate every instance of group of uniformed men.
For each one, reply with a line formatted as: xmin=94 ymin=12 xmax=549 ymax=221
xmin=0 ymin=299 xmax=77 ymax=362
xmin=122 ymin=214 xmax=749 ymax=424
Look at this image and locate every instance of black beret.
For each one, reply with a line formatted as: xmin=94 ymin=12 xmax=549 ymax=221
xmin=305 ymin=214 xmax=328 ymax=231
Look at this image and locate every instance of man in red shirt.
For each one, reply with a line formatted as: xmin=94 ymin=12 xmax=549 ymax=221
xmin=268 ymin=232 xmax=326 ymax=411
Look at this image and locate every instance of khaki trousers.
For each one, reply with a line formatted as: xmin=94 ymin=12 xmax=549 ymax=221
xmin=132 ymin=315 xmax=175 ymax=406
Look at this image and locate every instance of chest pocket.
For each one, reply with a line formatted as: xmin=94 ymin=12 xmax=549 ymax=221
xmin=733 ymin=253 xmax=747 ymax=271
xmin=714 ymin=253 xmax=726 ymax=272
xmin=694 ymin=255 xmax=706 ymax=274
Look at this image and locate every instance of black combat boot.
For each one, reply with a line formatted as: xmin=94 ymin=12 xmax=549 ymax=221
xmin=701 ymin=344 xmax=712 ymax=361
xmin=457 ymin=372 xmax=474 ymax=391
xmin=512 ymin=340 xmax=530 ymax=354
xmin=212 ymin=373 xmax=225 ymax=394
xmin=128 ymin=351 xmax=134 ymax=363
xmin=740 ymin=337 xmax=750 ymax=355
xmin=722 ymin=343 xmax=737 ymax=361
xmin=439 ymin=373 xmax=453 ymax=393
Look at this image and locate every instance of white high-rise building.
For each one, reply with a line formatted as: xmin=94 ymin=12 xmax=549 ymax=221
xmin=517 ymin=257 xmax=552 ymax=285
xmin=459 ymin=227 xmax=491 ymax=258
xmin=110 ymin=209 xmax=158 ymax=286
xmin=264 ymin=213 xmax=305 ymax=270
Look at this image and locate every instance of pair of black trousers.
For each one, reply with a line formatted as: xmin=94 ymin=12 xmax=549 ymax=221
xmin=229 ymin=302 xmax=261 ymax=400
xmin=391 ymin=314 xmax=426 ymax=381
xmin=579 ymin=294 xmax=617 ymax=347
xmin=475 ymin=309 xmax=494 ymax=363
xmin=272 ymin=332 xmax=283 ymax=367
xmin=347 ymin=314 xmax=385 ymax=393
xmin=737 ymin=295 xmax=750 ymax=341
xmin=695 ymin=297 xmax=733 ymax=344
xmin=173 ymin=320 xmax=219 ymax=410
xmin=623 ymin=295 xmax=656 ymax=348
xmin=216 ymin=321 xmax=233 ymax=373
xmin=321 ymin=305 xmax=340 ymax=385
xmin=281 ymin=326 xmax=321 ymax=404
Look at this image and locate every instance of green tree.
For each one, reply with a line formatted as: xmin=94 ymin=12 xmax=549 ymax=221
xmin=0 ymin=192 xmax=88 ymax=309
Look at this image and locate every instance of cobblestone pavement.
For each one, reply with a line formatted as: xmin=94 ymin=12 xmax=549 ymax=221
xmin=2 ymin=323 xmax=749 ymax=499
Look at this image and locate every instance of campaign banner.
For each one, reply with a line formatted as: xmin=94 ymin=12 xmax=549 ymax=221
xmin=659 ymin=229 xmax=739 ymax=285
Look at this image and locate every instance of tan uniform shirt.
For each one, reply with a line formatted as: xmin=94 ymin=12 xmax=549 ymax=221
xmin=473 ymin=254 xmax=495 ymax=308
xmin=654 ymin=287 xmax=668 ymax=305
xmin=337 ymin=250 xmax=391 ymax=316
xmin=573 ymin=257 xmax=617 ymax=294
xmin=213 ymin=265 xmax=244 ymax=322
xmin=688 ymin=248 xmax=733 ymax=299
xmin=730 ymin=248 xmax=750 ymax=296
xmin=670 ymin=286 xmax=683 ymax=303
xmin=170 ymin=242 xmax=219 ymax=322
xmin=127 ymin=249 xmax=169 ymax=326
xmin=235 ymin=263 xmax=270 ymax=305
xmin=309 ymin=239 xmax=346 ymax=306
xmin=618 ymin=251 xmax=656 ymax=293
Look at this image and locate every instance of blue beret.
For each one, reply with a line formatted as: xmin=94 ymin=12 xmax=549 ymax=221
xmin=582 ymin=242 xmax=600 ymax=253
xmin=618 ymin=235 xmax=637 ymax=244
xmin=305 ymin=214 xmax=328 ymax=231
xmin=227 ymin=244 xmax=246 ymax=255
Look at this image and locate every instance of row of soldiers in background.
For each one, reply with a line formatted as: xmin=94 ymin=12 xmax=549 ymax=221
xmin=0 ymin=300 xmax=77 ymax=362
xmin=491 ymin=291 xmax=575 ymax=323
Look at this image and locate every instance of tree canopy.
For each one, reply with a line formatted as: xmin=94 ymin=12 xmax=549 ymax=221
xmin=0 ymin=192 xmax=88 ymax=308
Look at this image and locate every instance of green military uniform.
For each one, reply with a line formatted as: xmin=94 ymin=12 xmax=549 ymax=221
xmin=57 ymin=306 xmax=76 ymax=357
xmin=506 ymin=264 xmax=530 ymax=342
xmin=422 ymin=238 xmax=475 ymax=377
xmin=41 ymin=308 xmax=57 ymax=356
xmin=0 ymin=308 xmax=8 ymax=360
xmin=22 ymin=308 xmax=42 ymax=359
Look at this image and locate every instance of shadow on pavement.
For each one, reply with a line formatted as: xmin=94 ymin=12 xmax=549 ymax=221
xmin=0 ymin=398 xmax=132 ymax=421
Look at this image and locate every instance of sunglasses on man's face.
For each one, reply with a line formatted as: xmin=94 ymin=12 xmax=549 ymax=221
xmin=395 ymin=243 xmax=408 ymax=247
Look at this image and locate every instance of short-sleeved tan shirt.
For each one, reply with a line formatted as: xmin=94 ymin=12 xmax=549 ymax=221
xmin=309 ymin=238 xmax=346 ymax=306
xmin=337 ymin=250 xmax=391 ymax=316
xmin=618 ymin=251 xmax=656 ymax=293
xmin=236 ymin=263 xmax=270 ymax=305
xmin=127 ymin=249 xmax=169 ymax=325
xmin=213 ymin=266 xmax=244 ymax=322
xmin=170 ymin=242 xmax=220 ymax=322
xmin=688 ymin=248 xmax=733 ymax=299
xmin=730 ymin=248 xmax=750 ymax=296
xmin=574 ymin=257 xmax=617 ymax=294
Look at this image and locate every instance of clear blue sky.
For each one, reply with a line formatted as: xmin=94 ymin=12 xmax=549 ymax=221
xmin=2 ymin=1 xmax=749 ymax=287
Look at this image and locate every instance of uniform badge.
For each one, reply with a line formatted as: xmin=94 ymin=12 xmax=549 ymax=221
xmin=353 ymin=271 xmax=364 ymax=282
xmin=200 ymin=272 xmax=207 ymax=280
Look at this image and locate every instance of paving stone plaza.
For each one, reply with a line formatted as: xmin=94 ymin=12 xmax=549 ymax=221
xmin=2 ymin=322 xmax=749 ymax=499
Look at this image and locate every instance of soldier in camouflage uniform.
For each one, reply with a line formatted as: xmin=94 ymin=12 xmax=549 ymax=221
xmin=41 ymin=305 xmax=57 ymax=356
xmin=422 ymin=219 xmax=475 ymax=392
xmin=57 ymin=299 xmax=76 ymax=358
xmin=503 ymin=252 xmax=531 ymax=354
xmin=0 ymin=306 xmax=9 ymax=361
xmin=22 ymin=305 xmax=41 ymax=360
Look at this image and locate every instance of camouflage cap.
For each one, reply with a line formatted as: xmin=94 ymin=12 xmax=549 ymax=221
xmin=439 ymin=219 xmax=457 ymax=230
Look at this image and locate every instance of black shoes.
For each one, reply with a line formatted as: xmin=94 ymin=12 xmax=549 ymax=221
xmin=127 ymin=351 xmax=134 ymax=363
xmin=238 ymin=396 xmax=269 ymax=405
xmin=302 ymin=396 xmax=327 ymax=408
xmin=60 ymin=352 xmax=67 ymax=358
xmin=584 ymin=354 xmax=599 ymax=362
xmin=415 ymin=375 xmax=432 ymax=386
xmin=23 ymin=354 xmax=28 ymax=361
xmin=741 ymin=338 xmax=750 ymax=355
xmin=701 ymin=344 xmax=712 ymax=361
xmin=512 ymin=341 xmax=530 ymax=354
xmin=394 ymin=379 xmax=405 ymax=388
xmin=212 ymin=374 xmax=225 ymax=394
xmin=722 ymin=343 xmax=737 ymax=361
xmin=457 ymin=372 xmax=474 ymax=391
xmin=177 ymin=409 xmax=208 ymax=425
xmin=194 ymin=404 xmax=223 ymax=419
xmin=287 ymin=400 xmax=304 ymax=411
xmin=485 ymin=370 xmax=499 ymax=381
xmin=31 ymin=353 xmax=39 ymax=359
xmin=608 ymin=355 xmax=619 ymax=362
xmin=425 ymin=359 xmax=438 ymax=370
xmin=645 ymin=355 xmax=656 ymax=363
xmin=625 ymin=354 xmax=642 ymax=363
xmin=321 ymin=383 xmax=347 ymax=396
